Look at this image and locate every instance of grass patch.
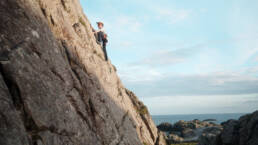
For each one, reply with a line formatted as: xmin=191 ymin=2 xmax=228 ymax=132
xmin=143 ymin=142 xmax=149 ymax=145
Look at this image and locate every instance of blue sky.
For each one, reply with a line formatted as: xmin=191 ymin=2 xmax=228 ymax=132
xmin=80 ymin=0 xmax=258 ymax=115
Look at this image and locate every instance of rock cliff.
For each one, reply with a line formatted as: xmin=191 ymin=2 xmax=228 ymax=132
xmin=0 ymin=0 xmax=166 ymax=145
xmin=199 ymin=111 xmax=258 ymax=145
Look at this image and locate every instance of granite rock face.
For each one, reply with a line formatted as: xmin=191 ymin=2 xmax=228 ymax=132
xmin=219 ymin=111 xmax=258 ymax=145
xmin=0 ymin=0 xmax=166 ymax=145
xmin=198 ymin=127 xmax=223 ymax=145
xmin=198 ymin=111 xmax=258 ymax=145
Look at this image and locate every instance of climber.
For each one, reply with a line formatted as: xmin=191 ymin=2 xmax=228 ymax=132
xmin=93 ymin=22 xmax=108 ymax=61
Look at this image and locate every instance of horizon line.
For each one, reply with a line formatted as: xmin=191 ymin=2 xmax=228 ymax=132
xmin=151 ymin=112 xmax=250 ymax=116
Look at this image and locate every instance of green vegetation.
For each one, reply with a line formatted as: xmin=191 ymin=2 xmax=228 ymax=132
xmin=137 ymin=105 xmax=148 ymax=115
xmin=143 ymin=142 xmax=149 ymax=145
xmin=170 ymin=143 xmax=197 ymax=145
xmin=79 ymin=17 xmax=86 ymax=27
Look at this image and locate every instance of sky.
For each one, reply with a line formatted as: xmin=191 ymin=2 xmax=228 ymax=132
xmin=80 ymin=0 xmax=258 ymax=115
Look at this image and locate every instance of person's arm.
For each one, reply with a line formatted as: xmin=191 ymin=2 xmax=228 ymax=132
xmin=103 ymin=34 xmax=108 ymax=43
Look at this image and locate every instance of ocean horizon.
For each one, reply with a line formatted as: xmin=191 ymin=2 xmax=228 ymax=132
xmin=151 ymin=113 xmax=247 ymax=125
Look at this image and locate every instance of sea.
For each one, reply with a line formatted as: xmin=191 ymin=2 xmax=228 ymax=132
xmin=152 ymin=113 xmax=247 ymax=125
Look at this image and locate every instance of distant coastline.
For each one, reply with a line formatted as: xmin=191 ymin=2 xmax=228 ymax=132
xmin=152 ymin=113 xmax=247 ymax=125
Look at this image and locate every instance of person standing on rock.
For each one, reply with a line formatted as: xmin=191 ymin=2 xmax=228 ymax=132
xmin=93 ymin=22 xmax=108 ymax=61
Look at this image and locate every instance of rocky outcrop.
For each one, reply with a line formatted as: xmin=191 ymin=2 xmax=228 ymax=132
xmin=198 ymin=111 xmax=258 ymax=145
xmin=157 ymin=122 xmax=173 ymax=132
xmin=198 ymin=127 xmax=223 ymax=145
xmin=203 ymin=119 xmax=217 ymax=122
xmin=219 ymin=111 xmax=258 ymax=145
xmin=157 ymin=120 xmax=221 ymax=144
xmin=166 ymin=134 xmax=184 ymax=144
xmin=0 ymin=0 xmax=166 ymax=145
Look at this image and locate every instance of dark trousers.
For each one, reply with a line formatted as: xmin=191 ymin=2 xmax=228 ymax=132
xmin=95 ymin=31 xmax=108 ymax=61
xmin=102 ymin=43 xmax=108 ymax=61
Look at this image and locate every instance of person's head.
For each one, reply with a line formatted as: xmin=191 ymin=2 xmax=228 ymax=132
xmin=97 ymin=22 xmax=104 ymax=29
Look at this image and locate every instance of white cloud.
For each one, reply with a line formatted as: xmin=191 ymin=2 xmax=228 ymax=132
xmin=118 ymin=41 xmax=133 ymax=48
xmin=114 ymin=16 xmax=142 ymax=32
xmin=142 ymin=50 xmax=185 ymax=66
xmin=155 ymin=8 xmax=191 ymax=24
xmin=124 ymin=70 xmax=258 ymax=98
xmin=199 ymin=8 xmax=208 ymax=13
xmin=136 ymin=43 xmax=205 ymax=66
xmin=236 ymin=39 xmax=258 ymax=65
xmin=142 ymin=94 xmax=258 ymax=115
xmin=245 ymin=66 xmax=258 ymax=74
xmin=208 ymin=71 xmax=258 ymax=86
xmin=117 ymin=65 xmax=163 ymax=83
xmin=255 ymin=56 xmax=258 ymax=62
xmin=227 ymin=4 xmax=258 ymax=65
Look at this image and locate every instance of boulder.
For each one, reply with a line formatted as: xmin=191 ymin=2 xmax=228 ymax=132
xmin=157 ymin=122 xmax=173 ymax=132
xmin=203 ymin=127 xmax=223 ymax=135
xmin=167 ymin=134 xmax=184 ymax=144
xmin=172 ymin=120 xmax=196 ymax=131
xmin=182 ymin=128 xmax=196 ymax=138
xmin=203 ymin=119 xmax=217 ymax=122
xmin=169 ymin=131 xmax=182 ymax=137
xmin=158 ymin=119 xmax=222 ymax=144
xmin=198 ymin=127 xmax=223 ymax=145
xmin=199 ymin=133 xmax=220 ymax=145
xmin=170 ymin=119 xmax=219 ymax=132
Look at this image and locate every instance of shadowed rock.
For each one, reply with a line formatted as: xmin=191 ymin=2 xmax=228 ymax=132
xmin=198 ymin=111 xmax=258 ymax=145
